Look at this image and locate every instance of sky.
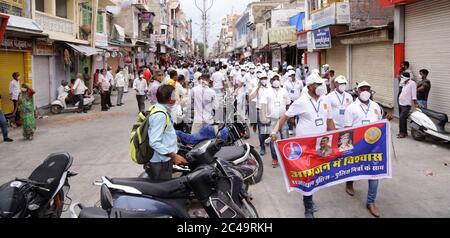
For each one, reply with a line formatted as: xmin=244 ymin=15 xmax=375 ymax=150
xmin=179 ymin=0 xmax=253 ymax=53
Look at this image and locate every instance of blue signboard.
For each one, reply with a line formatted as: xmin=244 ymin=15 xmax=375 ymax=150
xmin=313 ymin=27 xmax=331 ymax=49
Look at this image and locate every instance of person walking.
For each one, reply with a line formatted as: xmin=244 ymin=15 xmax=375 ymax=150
xmin=72 ymin=73 xmax=88 ymax=113
xmin=398 ymin=72 xmax=418 ymax=138
xmin=326 ymin=76 xmax=353 ymax=129
xmin=99 ymin=69 xmax=110 ymax=111
xmin=133 ymin=70 xmax=148 ymax=114
xmin=148 ymin=72 xmax=162 ymax=106
xmin=115 ymin=67 xmax=126 ymax=106
xmin=271 ymin=73 xmax=335 ymax=218
xmin=417 ymin=69 xmax=431 ymax=109
xmin=9 ymin=72 xmax=21 ymax=127
xmin=0 ymin=94 xmax=13 ymax=142
xmin=18 ymin=84 xmax=36 ymax=140
xmin=190 ymin=74 xmax=216 ymax=133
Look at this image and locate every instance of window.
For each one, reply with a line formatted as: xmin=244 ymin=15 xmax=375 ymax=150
xmin=35 ymin=0 xmax=44 ymax=12
xmin=97 ymin=13 xmax=104 ymax=33
xmin=80 ymin=4 xmax=92 ymax=26
xmin=56 ymin=0 xmax=67 ymax=18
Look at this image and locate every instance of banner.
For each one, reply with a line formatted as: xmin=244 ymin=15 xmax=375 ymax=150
xmin=275 ymin=121 xmax=391 ymax=196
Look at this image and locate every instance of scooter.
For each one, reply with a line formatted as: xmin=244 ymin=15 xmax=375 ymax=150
xmin=409 ymin=108 xmax=450 ymax=142
xmin=51 ymin=86 xmax=95 ymax=114
xmin=0 ymin=152 xmax=77 ymax=218
xmin=70 ymin=139 xmax=259 ymax=218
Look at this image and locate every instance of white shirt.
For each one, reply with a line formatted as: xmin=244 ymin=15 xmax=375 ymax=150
xmin=181 ymin=68 xmax=189 ymax=80
xmin=285 ymin=93 xmax=332 ymax=137
xmin=190 ymin=85 xmax=216 ymax=124
xmin=284 ymin=78 xmax=304 ymax=103
xmin=133 ymin=78 xmax=148 ymax=95
xmin=211 ymin=71 xmax=225 ymax=89
xmin=9 ymin=79 xmax=20 ymax=100
xmin=261 ymin=87 xmax=289 ymax=119
xmin=115 ymin=72 xmax=126 ymax=87
xmin=72 ymin=78 xmax=87 ymax=95
xmin=251 ymin=86 xmax=270 ymax=109
xmin=345 ymin=99 xmax=382 ymax=127
xmin=100 ymin=74 xmax=110 ymax=91
xmin=399 ymin=79 xmax=417 ymax=106
xmin=326 ymin=90 xmax=354 ymax=129
xmin=107 ymin=71 xmax=114 ymax=85
xmin=230 ymin=68 xmax=240 ymax=84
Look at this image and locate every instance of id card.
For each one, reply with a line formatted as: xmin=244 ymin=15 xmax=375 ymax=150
xmin=315 ymin=118 xmax=324 ymax=126
xmin=362 ymin=120 xmax=371 ymax=125
xmin=290 ymin=90 xmax=295 ymax=94
xmin=339 ymin=109 xmax=346 ymax=115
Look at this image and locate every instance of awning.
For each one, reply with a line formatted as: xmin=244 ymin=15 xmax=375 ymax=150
xmin=66 ymin=43 xmax=103 ymax=56
xmin=289 ymin=12 xmax=305 ymax=32
xmin=114 ymin=24 xmax=125 ymax=39
xmin=6 ymin=14 xmax=45 ymax=36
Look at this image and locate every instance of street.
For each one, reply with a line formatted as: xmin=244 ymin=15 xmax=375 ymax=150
xmin=1 ymin=92 xmax=449 ymax=218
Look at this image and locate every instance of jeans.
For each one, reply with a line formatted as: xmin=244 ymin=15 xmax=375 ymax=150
xmin=270 ymin=118 xmax=289 ymax=160
xmin=417 ymin=100 xmax=427 ymax=109
xmin=303 ymin=195 xmax=314 ymax=214
xmin=347 ymin=180 xmax=379 ymax=205
xmin=12 ymin=99 xmax=19 ymax=123
xmin=136 ymin=95 xmax=146 ymax=113
xmin=257 ymin=110 xmax=270 ymax=152
xmin=101 ymin=91 xmax=108 ymax=110
xmin=0 ymin=111 xmax=8 ymax=140
xmin=116 ymin=87 xmax=124 ymax=105
xmin=399 ymin=105 xmax=411 ymax=135
xmin=76 ymin=94 xmax=84 ymax=111
xmin=144 ymin=160 xmax=173 ymax=182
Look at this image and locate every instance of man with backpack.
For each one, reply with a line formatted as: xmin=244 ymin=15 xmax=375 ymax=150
xmin=131 ymin=85 xmax=187 ymax=181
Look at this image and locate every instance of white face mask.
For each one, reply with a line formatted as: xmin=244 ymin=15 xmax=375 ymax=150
xmin=338 ymin=84 xmax=347 ymax=93
xmin=250 ymin=70 xmax=255 ymax=74
xmin=359 ymin=91 xmax=371 ymax=102
xmin=315 ymin=84 xmax=327 ymax=96
xmin=241 ymin=72 xmax=245 ymax=76
xmin=265 ymin=68 xmax=269 ymax=72
xmin=260 ymin=79 xmax=267 ymax=86
xmin=272 ymin=80 xmax=280 ymax=88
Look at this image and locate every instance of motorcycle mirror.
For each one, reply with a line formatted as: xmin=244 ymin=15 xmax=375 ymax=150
xmin=100 ymin=184 xmax=113 ymax=211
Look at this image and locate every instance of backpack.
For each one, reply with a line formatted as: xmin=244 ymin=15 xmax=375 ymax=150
xmin=130 ymin=105 xmax=170 ymax=164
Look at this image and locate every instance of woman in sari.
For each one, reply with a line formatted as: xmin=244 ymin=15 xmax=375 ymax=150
xmin=18 ymin=84 xmax=36 ymax=140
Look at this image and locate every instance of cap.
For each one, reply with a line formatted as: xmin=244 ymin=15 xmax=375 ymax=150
xmin=234 ymin=62 xmax=240 ymax=66
xmin=335 ymin=75 xmax=348 ymax=84
xmin=306 ymin=73 xmax=326 ymax=86
xmin=263 ymin=63 xmax=270 ymax=68
xmin=257 ymin=71 xmax=268 ymax=79
xmin=271 ymin=73 xmax=281 ymax=79
xmin=272 ymin=67 xmax=279 ymax=72
xmin=357 ymin=81 xmax=371 ymax=89
xmin=287 ymin=70 xmax=296 ymax=77
xmin=287 ymin=65 xmax=294 ymax=70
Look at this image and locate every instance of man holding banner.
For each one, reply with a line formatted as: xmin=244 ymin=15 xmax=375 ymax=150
xmin=271 ymin=72 xmax=335 ymax=218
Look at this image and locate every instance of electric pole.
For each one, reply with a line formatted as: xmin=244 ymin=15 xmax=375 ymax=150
xmin=195 ymin=0 xmax=214 ymax=59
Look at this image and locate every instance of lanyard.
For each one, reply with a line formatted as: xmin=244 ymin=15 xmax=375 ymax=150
xmin=335 ymin=91 xmax=345 ymax=106
xmin=309 ymin=98 xmax=321 ymax=117
xmin=360 ymin=103 xmax=371 ymax=118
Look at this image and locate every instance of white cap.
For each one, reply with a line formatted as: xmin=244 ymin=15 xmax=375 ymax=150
xmin=263 ymin=63 xmax=270 ymax=68
xmin=335 ymin=75 xmax=348 ymax=84
xmin=271 ymin=73 xmax=281 ymax=79
xmin=287 ymin=65 xmax=294 ymax=70
xmin=287 ymin=70 xmax=296 ymax=77
xmin=234 ymin=62 xmax=240 ymax=66
xmin=249 ymin=65 xmax=256 ymax=69
xmin=272 ymin=67 xmax=279 ymax=72
xmin=257 ymin=71 xmax=268 ymax=79
xmin=322 ymin=64 xmax=330 ymax=68
xmin=357 ymin=81 xmax=372 ymax=89
xmin=306 ymin=73 xmax=326 ymax=86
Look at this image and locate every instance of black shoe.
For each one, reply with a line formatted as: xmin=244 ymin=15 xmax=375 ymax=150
xmin=109 ymin=105 xmax=115 ymax=108
xmin=4 ymin=138 xmax=13 ymax=142
xmin=101 ymin=109 xmax=108 ymax=111
xmin=83 ymin=111 xmax=88 ymax=113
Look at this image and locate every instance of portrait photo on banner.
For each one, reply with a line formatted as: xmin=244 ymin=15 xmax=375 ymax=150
xmin=316 ymin=135 xmax=333 ymax=158
xmin=338 ymin=131 xmax=354 ymax=152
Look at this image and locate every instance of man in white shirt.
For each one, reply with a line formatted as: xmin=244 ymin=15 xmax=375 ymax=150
xmin=72 ymin=73 xmax=88 ymax=113
xmin=398 ymin=72 xmax=418 ymax=138
xmin=235 ymin=68 xmax=249 ymax=118
xmin=133 ymin=70 xmax=148 ymax=113
xmin=107 ymin=67 xmax=114 ymax=92
xmin=115 ymin=67 xmax=126 ymax=106
xmin=271 ymin=73 xmax=335 ymax=218
xmin=190 ymin=74 xmax=216 ymax=133
xmin=260 ymin=73 xmax=289 ymax=167
xmin=343 ymin=81 xmax=384 ymax=218
xmin=212 ymin=67 xmax=225 ymax=94
xmin=284 ymin=70 xmax=304 ymax=104
xmin=326 ymin=76 xmax=354 ymax=129
xmin=9 ymin=72 xmax=21 ymax=123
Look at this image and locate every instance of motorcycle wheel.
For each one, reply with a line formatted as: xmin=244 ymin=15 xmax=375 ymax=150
xmin=411 ymin=128 xmax=426 ymax=141
xmin=248 ymin=148 xmax=264 ymax=184
xmin=242 ymin=200 xmax=259 ymax=218
xmin=51 ymin=105 xmax=62 ymax=114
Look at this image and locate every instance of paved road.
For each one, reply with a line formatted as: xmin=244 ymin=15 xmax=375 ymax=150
xmin=0 ymin=92 xmax=449 ymax=218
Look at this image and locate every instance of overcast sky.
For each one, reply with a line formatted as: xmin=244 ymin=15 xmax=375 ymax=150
xmin=179 ymin=0 xmax=253 ymax=52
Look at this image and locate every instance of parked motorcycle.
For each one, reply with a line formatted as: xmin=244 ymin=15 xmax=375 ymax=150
xmin=0 ymin=152 xmax=77 ymax=218
xmin=70 ymin=139 xmax=259 ymax=218
xmin=51 ymin=86 xmax=95 ymax=114
xmin=409 ymin=108 xmax=450 ymax=142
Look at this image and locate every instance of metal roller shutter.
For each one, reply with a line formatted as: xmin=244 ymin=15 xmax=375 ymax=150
xmin=307 ymin=51 xmax=319 ymax=71
xmin=405 ymin=0 xmax=450 ymax=116
xmin=33 ymin=56 xmax=51 ymax=108
xmin=326 ymin=39 xmax=347 ymax=77
xmin=351 ymin=42 xmax=394 ymax=107
xmin=0 ymin=51 xmax=24 ymax=114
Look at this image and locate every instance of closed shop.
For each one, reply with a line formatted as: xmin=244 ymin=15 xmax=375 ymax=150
xmin=33 ymin=56 xmax=51 ymax=108
xmin=326 ymin=39 xmax=347 ymax=77
xmin=351 ymin=42 xmax=394 ymax=107
xmin=405 ymin=0 xmax=450 ymax=116
xmin=307 ymin=51 xmax=319 ymax=70
xmin=0 ymin=51 xmax=25 ymax=113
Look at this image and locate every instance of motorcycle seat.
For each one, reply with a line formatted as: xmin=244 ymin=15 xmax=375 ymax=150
xmin=79 ymin=207 xmax=172 ymax=218
xmin=214 ymin=146 xmax=246 ymax=162
xmin=110 ymin=177 xmax=190 ymax=198
xmin=420 ymin=108 xmax=448 ymax=132
xmin=28 ymin=153 xmax=73 ymax=197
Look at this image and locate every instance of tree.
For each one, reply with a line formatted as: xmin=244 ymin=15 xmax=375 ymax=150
xmin=195 ymin=42 xmax=205 ymax=58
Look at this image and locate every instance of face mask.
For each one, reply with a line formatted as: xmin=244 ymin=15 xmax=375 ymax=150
xmin=272 ymin=80 xmax=280 ymax=88
xmin=338 ymin=84 xmax=347 ymax=93
xmin=201 ymin=80 xmax=209 ymax=87
xmin=140 ymin=75 xmax=144 ymax=79
xmin=260 ymin=79 xmax=267 ymax=86
xmin=265 ymin=68 xmax=269 ymax=72
xmin=241 ymin=72 xmax=245 ymax=76
xmin=21 ymin=88 xmax=27 ymax=92
xmin=250 ymin=70 xmax=255 ymax=74
xmin=315 ymin=84 xmax=327 ymax=96
xmin=359 ymin=91 xmax=371 ymax=102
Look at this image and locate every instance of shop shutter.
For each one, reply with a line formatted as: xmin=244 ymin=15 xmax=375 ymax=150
xmin=33 ymin=56 xmax=51 ymax=108
xmin=307 ymin=52 xmax=319 ymax=71
xmin=0 ymin=51 xmax=24 ymax=114
xmin=326 ymin=39 xmax=347 ymax=77
xmin=351 ymin=42 xmax=394 ymax=107
xmin=405 ymin=0 xmax=450 ymax=117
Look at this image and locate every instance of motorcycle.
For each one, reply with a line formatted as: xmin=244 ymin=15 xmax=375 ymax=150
xmin=0 ymin=152 xmax=77 ymax=218
xmin=51 ymin=86 xmax=95 ymax=114
xmin=70 ymin=139 xmax=259 ymax=218
xmin=409 ymin=108 xmax=450 ymax=142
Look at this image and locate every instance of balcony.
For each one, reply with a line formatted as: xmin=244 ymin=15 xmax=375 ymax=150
xmin=311 ymin=2 xmax=350 ymax=30
xmin=133 ymin=0 xmax=150 ymax=11
xmin=35 ymin=11 xmax=74 ymax=35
